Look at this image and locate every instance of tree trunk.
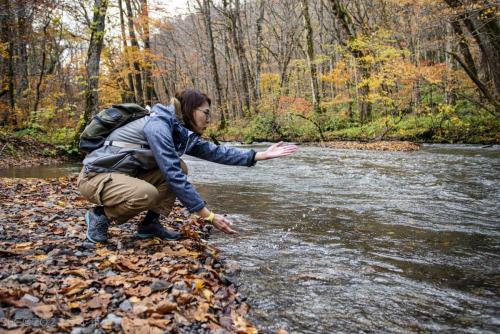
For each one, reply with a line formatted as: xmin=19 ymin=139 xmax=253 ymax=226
xmin=228 ymin=0 xmax=251 ymax=113
xmin=139 ymin=0 xmax=156 ymax=106
xmin=255 ymin=0 xmax=265 ymax=104
xmin=74 ymin=0 xmax=108 ymax=144
xmin=199 ymin=0 xmax=226 ymax=129
xmin=124 ymin=0 xmax=144 ymax=106
xmin=118 ymin=0 xmax=135 ymax=102
xmin=300 ymin=0 xmax=322 ymax=113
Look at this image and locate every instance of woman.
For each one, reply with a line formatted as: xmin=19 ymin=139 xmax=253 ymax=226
xmin=78 ymin=89 xmax=297 ymax=243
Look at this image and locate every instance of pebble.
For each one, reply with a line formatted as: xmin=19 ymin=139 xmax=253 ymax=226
xmin=81 ymin=241 xmax=96 ymax=250
xmin=20 ymin=293 xmax=40 ymax=304
xmin=173 ymin=281 xmax=187 ymax=291
xmin=150 ymin=279 xmax=170 ymax=292
xmin=71 ymin=328 xmax=84 ymax=334
xmin=74 ymin=251 xmax=85 ymax=257
xmin=17 ymin=274 xmax=36 ymax=284
xmin=104 ymin=270 xmax=116 ymax=277
xmin=40 ymin=244 xmax=55 ymax=253
xmin=13 ymin=308 xmax=35 ymax=321
xmin=101 ymin=313 xmax=122 ymax=329
xmin=48 ymin=214 xmax=60 ymax=222
xmin=119 ymin=299 xmax=132 ymax=312
xmin=44 ymin=258 xmax=55 ymax=266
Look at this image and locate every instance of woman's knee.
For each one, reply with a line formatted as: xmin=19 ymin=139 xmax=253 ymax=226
xmin=119 ymin=183 xmax=159 ymax=212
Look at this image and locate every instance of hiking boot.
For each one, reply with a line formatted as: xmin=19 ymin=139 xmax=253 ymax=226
xmin=85 ymin=207 xmax=110 ymax=243
xmin=137 ymin=217 xmax=183 ymax=240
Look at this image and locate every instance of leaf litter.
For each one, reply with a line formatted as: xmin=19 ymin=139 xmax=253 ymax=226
xmin=0 ymin=176 xmax=268 ymax=334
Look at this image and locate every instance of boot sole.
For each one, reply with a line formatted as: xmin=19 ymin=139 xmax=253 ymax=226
xmin=85 ymin=210 xmax=107 ymax=243
xmin=136 ymin=232 xmax=182 ymax=241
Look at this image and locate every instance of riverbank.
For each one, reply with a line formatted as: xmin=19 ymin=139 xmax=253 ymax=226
xmin=0 ymin=134 xmax=75 ymax=169
xmin=0 ymin=176 xmax=259 ymax=333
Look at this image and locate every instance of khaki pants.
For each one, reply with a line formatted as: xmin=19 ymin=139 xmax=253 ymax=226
xmin=77 ymin=161 xmax=188 ymax=223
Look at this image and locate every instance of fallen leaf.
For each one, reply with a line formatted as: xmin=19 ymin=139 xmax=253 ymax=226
xmin=63 ymin=268 xmax=90 ymax=280
xmin=58 ymin=315 xmax=84 ymax=330
xmin=86 ymin=293 xmax=111 ymax=310
xmin=155 ymin=301 xmax=177 ymax=314
xmin=31 ymin=304 xmax=56 ymax=319
xmin=121 ymin=316 xmax=163 ymax=334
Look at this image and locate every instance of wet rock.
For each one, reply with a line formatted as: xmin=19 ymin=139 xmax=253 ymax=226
xmin=100 ymin=313 xmax=122 ymax=330
xmin=13 ymin=308 xmax=35 ymax=321
xmin=18 ymin=274 xmax=36 ymax=284
xmin=119 ymin=299 xmax=132 ymax=312
xmin=150 ymin=279 xmax=170 ymax=292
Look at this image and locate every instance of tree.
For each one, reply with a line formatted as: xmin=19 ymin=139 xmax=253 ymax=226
xmin=300 ymin=0 xmax=322 ymax=113
xmin=75 ymin=0 xmax=108 ymax=143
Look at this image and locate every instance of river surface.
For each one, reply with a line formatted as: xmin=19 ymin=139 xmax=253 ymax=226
xmin=1 ymin=144 xmax=499 ymax=333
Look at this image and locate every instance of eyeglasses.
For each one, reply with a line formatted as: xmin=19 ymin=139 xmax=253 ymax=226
xmin=197 ymin=108 xmax=211 ymax=120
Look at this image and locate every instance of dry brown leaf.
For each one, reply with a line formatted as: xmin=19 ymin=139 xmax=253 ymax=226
xmin=86 ymin=293 xmax=111 ymax=310
xmin=12 ymin=242 xmax=33 ymax=250
xmin=125 ymin=286 xmax=151 ymax=297
xmin=176 ymin=292 xmax=194 ymax=305
xmin=59 ymin=277 xmax=90 ymax=296
xmin=121 ymin=316 xmax=163 ymax=334
xmin=147 ymin=318 xmax=171 ymax=329
xmin=155 ymin=300 xmax=177 ymax=314
xmin=103 ymin=275 xmax=128 ymax=287
xmin=193 ymin=302 xmax=210 ymax=322
xmin=62 ymin=268 xmax=90 ymax=280
xmin=276 ymin=330 xmax=289 ymax=334
xmin=31 ymin=303 xmax=56 ymax=319
xmin=58 ymin=315 xmax=84 ymax=330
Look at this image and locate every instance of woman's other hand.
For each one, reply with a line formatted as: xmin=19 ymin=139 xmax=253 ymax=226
xmin=213 ymin=214 xmax=238 ymax=234
xmin=255 ymin=141 xmax=298 ymax=161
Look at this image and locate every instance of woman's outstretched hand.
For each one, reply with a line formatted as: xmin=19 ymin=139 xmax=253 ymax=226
xmin=255 ymin=141 xmax=298 ymax=161
xmin=213 ymin=214 xmax=238 ymax=234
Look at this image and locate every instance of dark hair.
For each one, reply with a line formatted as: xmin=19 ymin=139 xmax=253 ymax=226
xmin=174 ymin=89 xmax=211 ymax=133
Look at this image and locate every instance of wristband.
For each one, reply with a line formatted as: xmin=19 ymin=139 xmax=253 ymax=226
xmin=206 ymin=211 xmax=215 ymax=223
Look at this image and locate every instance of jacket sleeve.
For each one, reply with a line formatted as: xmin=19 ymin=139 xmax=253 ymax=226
xmin=143 ymin=117 xmax=205 ymax=212
xmin=187 ymin=137 xmax=257 ymax=166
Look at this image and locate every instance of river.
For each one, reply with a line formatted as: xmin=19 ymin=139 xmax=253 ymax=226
xmin=1 ymin=144 xmax=499 ymax=333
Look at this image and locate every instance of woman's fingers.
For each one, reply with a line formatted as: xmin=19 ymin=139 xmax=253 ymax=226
xmin=213 ymin=215 xmax=238 ymax=234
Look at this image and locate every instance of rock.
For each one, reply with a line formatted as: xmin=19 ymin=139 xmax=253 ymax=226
xmin=40 ymin=244 xmax=55 ymax=253
xmin=18 ymin=274 xmax=36 ymax=284
xmin=213 ymin=263 xmax=221 ymax=269
xmin=71 ymin=328 xmax=84 ymax=334
xmin=119 ymin=299 xmax=132 ymax=312
xmin=20 ymin=293 xmax=40 ymax=305
xmin=48 ymin=214 xmax=60 ymax=222
xmin=13 ymin=308 xmax=35 ymax=321
xmin=150 ymin=279 xmax=170 ymax=292
xmin=100 ymin=313 xmax=122 ymax=330
xmin=81 ymin=241 xmax=96 ymax=250
xmin=44 ymin=258 xmax=55 ymax=266
xmin=47 ymin=248 xmax=60 ymax=257
xmin=0 ymin=308 xmax=5 ymax=318
xmin=74 ymin=251 xmax=85 ymax=257
xmin=104 ymin=270 xmax=116 ymax=277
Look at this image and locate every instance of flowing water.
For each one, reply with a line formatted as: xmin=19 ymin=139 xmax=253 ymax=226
xmin=1 ymin=144 xmax=499 ymax=333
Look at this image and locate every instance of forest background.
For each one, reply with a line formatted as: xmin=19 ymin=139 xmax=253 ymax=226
xmin=0 ymin=0 xmax=499 ymax=155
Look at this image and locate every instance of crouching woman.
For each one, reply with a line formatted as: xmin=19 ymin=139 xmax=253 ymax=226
xmin=77 ymin=89 xmax=297 ymax=243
